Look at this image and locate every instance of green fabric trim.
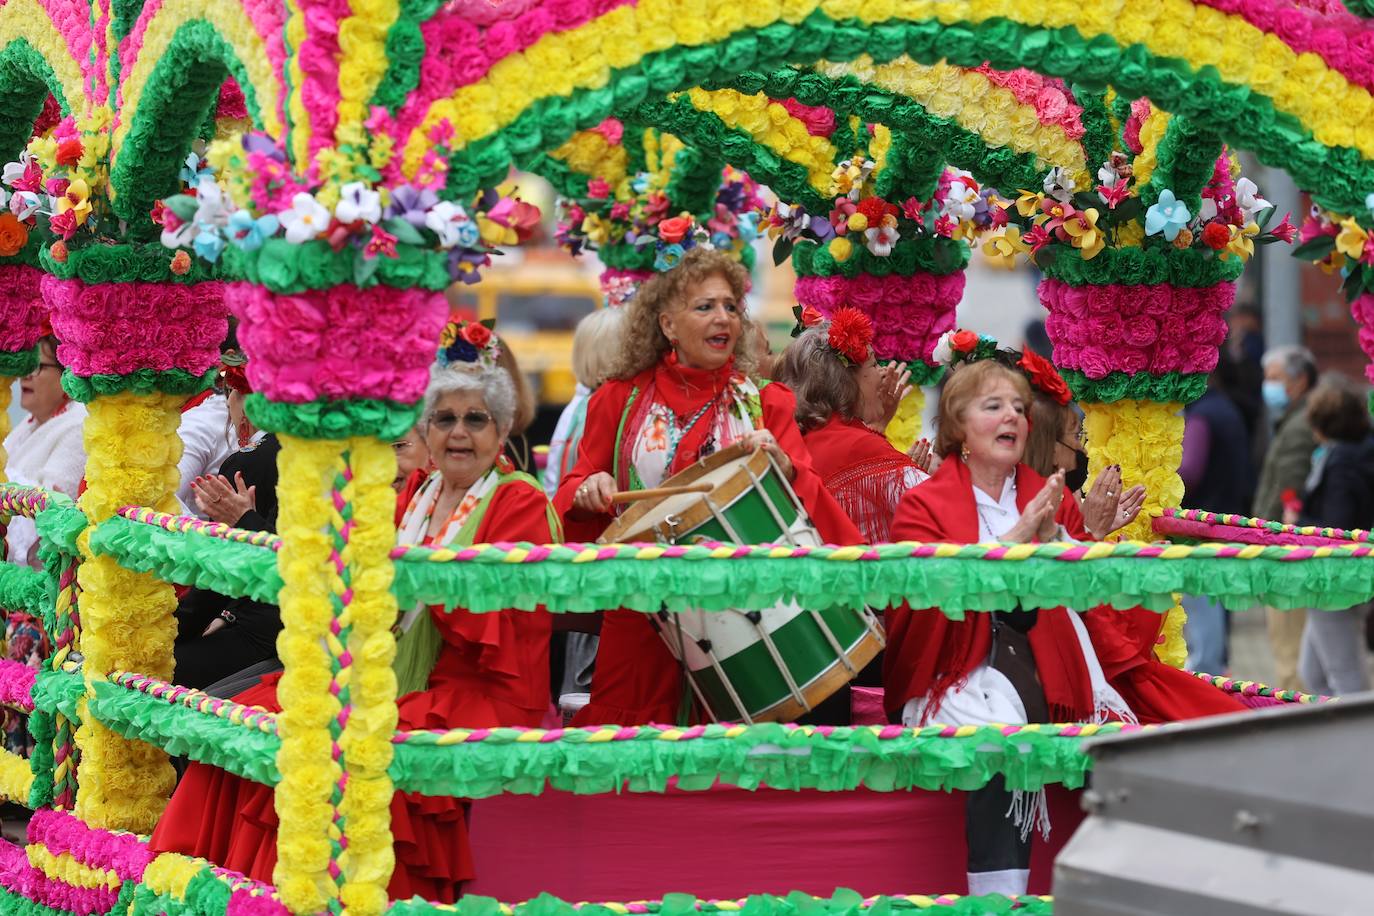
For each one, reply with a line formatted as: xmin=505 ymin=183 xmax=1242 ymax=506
xmin=30 ymin=498 xmax=86 ymax=556
xmin=0 ymin=348 xmax=37 ymax=377
xmin=222 ymin=237 xmax=451 ymax=293
xmin=1060 ymin=368 xmax=1208 ymax=405
xmin=1139 ymin=114 xmax=1224 ymax=215
xmin=88 ymin=514 xmax=283 ymax=605
xmin=388 ymin=720 xmax=1108 ymax=798
xmin=1037 ymin=245 xmax=1243 ymax=288
xmin=32 ymin=671 xmax=85 ymax=723
xmin=245 ymin=393 xmax=422 ymax=441
xmin=40 ymin=241 xmax=220 ymax=285
xmin=87 ymin=677 xmax=281 ymax=785
xmin=0 ymin=563 xmax=46 ymax=615
xmin=87 ymin=510 xmax=1374 ymax=616
xmin=61 ymin=368 xmax=215 ymax=404
xmin=387 ymin=892 xmax=1055 ymax=916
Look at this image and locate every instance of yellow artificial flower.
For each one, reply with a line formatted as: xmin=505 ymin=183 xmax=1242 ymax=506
xmin=981 ymin=226 xmax=1029 ymax=268
xmin=1063 ymin=208 xmax=1106 ymax=259
xmin=1116 ymin=219 xmax=1145 ymax=248
xmin=1014 ymin=189 xmax=1042 ymax=218
xmin=1335 ymin=218 xmax=1369 ymax=260
xmin=829 ymin=236 xmax=853 ymax=262
xmin=580 ymin=213 xmax=610 ymax=245
xmin=1223 ymin=222 xmax=1260 ymax=261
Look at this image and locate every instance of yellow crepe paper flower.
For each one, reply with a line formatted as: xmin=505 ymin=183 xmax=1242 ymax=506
xmin=1335 ymin=218 xmax=1369 ymax=260
xmin=982 ymin=226 xmax=1029 ymax=267
xmin=829 ymin=235 xmax=853 ymax=261
xmin=1062 ymin=208 xmax=1105 ymax=259
xmin=1014 ymin=190 xmax=1043 ymax=218
xmin=1223 ymin=222 xmax=1260 ymax=261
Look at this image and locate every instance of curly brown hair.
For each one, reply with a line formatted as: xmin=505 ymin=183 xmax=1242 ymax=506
xmin=606 ymin=248 xmax=757 ymax=381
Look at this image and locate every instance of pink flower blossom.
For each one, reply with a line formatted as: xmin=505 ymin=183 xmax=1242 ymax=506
xmin=586 ymin=178 xmax=611 ymax=199
xmin=365 ymin=224 xmax=398 ymax=259
xmin=1097 ymin=179 xmax=1130 ymax=209
xmin=1271 ymin=212 xmax=1297 ymax=244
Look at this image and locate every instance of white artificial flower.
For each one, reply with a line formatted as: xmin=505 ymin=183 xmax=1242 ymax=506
xmin=1 ymin=153 xmax=30 ymax=187
xmin=1043 ymin=167 xmax=1076 ymax=203
xmin=193 ymin=176 xmax=230 ymax=229
xmin=1233 ymin=177 xmax=1270 ymax=220
xmin=863 ymin=224 xmax=900 ymax=257
xmin=1097 ymin=162 xmax=1119 ymax=186
xmin=425 ymin=200 xmax=468 ymax=248
xmin=931 ymin=330 xmax=956 ymax=366
xmin=9 ymin=191 xmax=39 ymax=221
xmin=335 ymin=181 xmax=381 ymax=224
xmin=280 ymin=192 xmax=331 ymax=243
xmin=1199 ymin=198 xmax=1218 ymax=222
xmin=942 ymin=180 xmax=980 ymax=222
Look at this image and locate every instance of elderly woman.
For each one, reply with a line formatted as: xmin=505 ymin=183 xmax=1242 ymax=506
xmin=776 ymin=309 xmax=928 ymax=543
xmin=886 ymin=357 xmax=1243 ymax=896
xmin=152 ymin=338 xmax=559 ymax=902
xmin=4 ymin=335 xmax=86 ymax=568
xmin=555 ymin=247 xmax=860 ymax=726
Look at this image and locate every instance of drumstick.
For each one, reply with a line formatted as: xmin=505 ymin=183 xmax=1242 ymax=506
xmin=608 ymin=483 xmax=715 ymax=505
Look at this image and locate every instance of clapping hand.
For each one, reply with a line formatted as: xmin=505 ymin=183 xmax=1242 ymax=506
xmin=908 ymin=437 xmax=935 ymax=474
xmin=1004 ymin=469 xmax=1065 ymax=543
xmin=866 ymin=363 xmax=913 ymax=431
xmin=192 ymin=472 xmax=256 ymax=526
xmin=1082 ymin=464 xmax=1147 ymax=540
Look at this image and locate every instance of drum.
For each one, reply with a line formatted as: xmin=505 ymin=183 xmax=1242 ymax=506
xmin=601 ymin=443 xmax=884 ymax=724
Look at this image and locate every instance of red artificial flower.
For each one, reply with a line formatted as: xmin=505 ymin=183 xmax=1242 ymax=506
xmin=828 ymin=307 xmax=873 ymax=365
xmin=48 ymin=241 xmax=68 ymax=263
xmin=800 ymin=305 xmax=824 ymax=328
xmin=150 ymin=200 xmax=168 ymax=227
xmin=45 ymin=177 xmax=69 ymax=198
xmin=1097 ymin=179 xmax=1130 ymax=209
xmin=1023 ymin=224 xmax=1052 ymax=252
xmin=325 ymin=218 xmax=363 ymax=252
xmin=901 ymin=197 xmax=923 ymax=221
xmin=950 ymin=329 xmax=980 ymax=353
xmin=1201 ymin=221 xmax=1230 ymax=250
xmin=1018 ymin=349 xmax=1072 ymax=405
xmin=365 ymin=224 xmax=398 ymax=259
xmin=1271 ymin=212 xmax=1297 ymax=244
xmin=934 ymin=214 xmax=957 ymax=238
xmin=220 ymin=364 xmax=252 ymax=395
xmin=54 ymin=138 xmax=83 ymax=168
xmin=855 ymin=196 xmax=897 ymax=225
xmin=461 ymin=321 xmax=493 ymax=348
xmin=586 ymin=178 xmax=611 ymax=199
xmin=48 ymin=209 xmax=77 ymax=240
xmin=658 ymin=215 xmax=693 ymax=244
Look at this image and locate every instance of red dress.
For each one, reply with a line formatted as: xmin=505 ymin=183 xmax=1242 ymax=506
xmin=802 ymin=414 xmax=927 ymax=543
xmin=150 ymin=478 xmax=556 ymax=901
xmin=885 ymin=458 xmax=1245 ymax=724
xmin=554 ymin=358 xmax=862 ymax=726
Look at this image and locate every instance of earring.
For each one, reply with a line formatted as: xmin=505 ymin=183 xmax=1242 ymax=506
xmin=495 ymin=451 xmax=515 ymax=474
xmin=237 ymin=417 xmax=253 ymax=449
xmin=960 ymin=443 xmax=971 ymax=462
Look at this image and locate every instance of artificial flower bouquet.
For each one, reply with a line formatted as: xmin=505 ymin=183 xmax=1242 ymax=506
xmin=153 ymin=123 xmax=539 ymax=288
xmin=0 ymin=112 xmax=113 ymax=265
xmin=1297 ymin=195 xmax=1374 ymax=304
xmin=983 ymin=154 xmax=1295 ymax=271
xmin=556 ymin=165 xmax=767 ymax=272
xmin=768 ymin=157 xmax=988 ymax=276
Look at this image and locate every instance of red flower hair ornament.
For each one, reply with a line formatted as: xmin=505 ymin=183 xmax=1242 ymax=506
xmin=1018 ymin=349 xmax=1072 ymax=405
xmin=827 ymin=307 xmax=873 ymax=366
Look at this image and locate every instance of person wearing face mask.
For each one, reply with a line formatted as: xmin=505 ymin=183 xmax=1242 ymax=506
xmin=885 ymin=353 xmax=1245 ymax=897
xmin=3 ymin=334 xmax=87 ymax=569
xmin=1020 ymin=350 xmax=1144 ymax=541
xmin=153 ymin=327 xmax=561 ymax=901
xmin=774 ymin=308 xmax=929 ymax=544
xmin=1252 ymin=345 xmax=1318 ymax=690
xmin=554 ymin=247 xmax=862 ymax=726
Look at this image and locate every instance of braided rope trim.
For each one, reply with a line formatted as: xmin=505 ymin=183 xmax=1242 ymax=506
xmin=392 ymin=719 xmax=1149 ymax=747
xmin=108 ymin=672 xmax=279 ymax=735
xmin=1157 ymin=508 xmax=1372 ymax=544
xmin=325 ymin=455 xmax=355 ymax=898
xmin=0 ymin=483 xmax=50 ymax=519
xmin=50 ymin=556 xmax=82 ymax=810
xmin=1191 ymin=672 xmax=1332 ymax=705
xmin=394 ymin=893 xmax=1055 ymax=915
xmin=115 ymin=507 xmax=283 ymax=550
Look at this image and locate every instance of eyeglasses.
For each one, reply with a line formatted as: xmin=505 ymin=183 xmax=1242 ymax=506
xmin=430 ymin=409 xmax=494 ymax=433
xmin=21 ymin=363 xmax=60 ymax=379
xmin=1058 ymin=437 xmax=1086 ymax=454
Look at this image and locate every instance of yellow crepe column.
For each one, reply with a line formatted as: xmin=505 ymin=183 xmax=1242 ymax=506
xmin=39 ymin=257 xmax=228 ymax=830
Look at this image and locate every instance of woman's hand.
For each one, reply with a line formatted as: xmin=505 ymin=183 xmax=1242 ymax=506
xmin=573 ymin=472 xmax=616 ymax=514
xmin=865 ymin=363 xmax=913 ymax=431
xmin=193 ymin=472 xmax=256 ymax=526
xmin=908 ymin=437 xmax=934 ymax=474
xmin=1083 ymin=465 xmax=1147 ymax=539
xmin=743 ymin=429 xmax=795 ymax=480
xmin=1004 ymin=470 xmax=1066 ymax=543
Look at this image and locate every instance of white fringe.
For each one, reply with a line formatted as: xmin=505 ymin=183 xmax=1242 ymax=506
xmin=1006 ymin=788 xmax=1052 ymax=842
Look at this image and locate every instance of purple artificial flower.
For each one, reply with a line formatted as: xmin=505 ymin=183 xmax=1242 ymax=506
xmin=387 ymin=185 xmax=439 ymax=228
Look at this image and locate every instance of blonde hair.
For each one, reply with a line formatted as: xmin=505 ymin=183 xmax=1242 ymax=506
xmin=572 ymin=307 xmax=626 ymax=389
xmin=934 ymin=360 xmax=1031 ymax=458
xmin=494 ymin=334 xmax=536 ymax=435
xmin=606 ymin=247 xmax=757 ymax=381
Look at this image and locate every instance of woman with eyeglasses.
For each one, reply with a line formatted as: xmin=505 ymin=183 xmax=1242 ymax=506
xmin=152 ymin=326 xmax=561 ymax=901
xmin=4 ymin=334 xmax=86 ymax=569
xmin=554 ymin=247 xmax=861 ymax=727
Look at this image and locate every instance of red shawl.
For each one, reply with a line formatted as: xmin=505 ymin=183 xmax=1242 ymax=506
xmin=884 ymin=457 xmax=1115 ymax=721
xmin=803 ymin=414 xmax=925 ymax=544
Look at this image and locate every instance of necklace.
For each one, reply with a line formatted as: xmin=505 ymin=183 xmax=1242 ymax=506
xmin=663 ymin=398 xmax=717 ymax=469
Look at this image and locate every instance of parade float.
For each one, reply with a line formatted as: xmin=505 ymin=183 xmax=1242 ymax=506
xmin=0 ymin=1 xmax=1371 ymax=915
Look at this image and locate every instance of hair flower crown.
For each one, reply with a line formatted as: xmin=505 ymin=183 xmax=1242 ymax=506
xmin=932 ymin=328 xmax=1073 ymax=404
xmin=437 ymin=318 xmax=500 ymax=370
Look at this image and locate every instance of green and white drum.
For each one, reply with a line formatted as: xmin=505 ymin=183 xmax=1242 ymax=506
xmin=601 ymin=442 xmax=885 ymax=723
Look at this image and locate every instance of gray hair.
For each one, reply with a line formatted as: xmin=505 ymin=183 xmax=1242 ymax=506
xmin=1261 ymin=345 xmax=1318 ymax=387
xmin=423 ymin=365 xmax=517 ymax=435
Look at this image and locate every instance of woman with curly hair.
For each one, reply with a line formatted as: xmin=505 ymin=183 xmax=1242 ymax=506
xmin=554 ymin=247 xmax=861 ymax=726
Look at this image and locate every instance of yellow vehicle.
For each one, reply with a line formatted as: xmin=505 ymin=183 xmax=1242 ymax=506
xmin=445 ymin=252 xmax=603 ymax=405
